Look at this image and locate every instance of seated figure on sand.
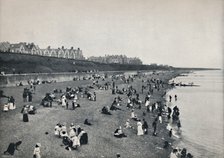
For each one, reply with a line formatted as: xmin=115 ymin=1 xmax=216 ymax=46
xmin=124 ymin=119 xmax=133 ymax=129
xmin=114 ymin=126 xmax=127 ymax=138
xmin=41 ymin=93 xmax=53 ymax=107
xmin=84 ymin=119 xmax=92 ymax=126
xmin=70 ymin=135 xmax=80 ymax=150
xmin=3 ymin=103 xmax=9 ymax=112
xmin=78 ymin=129 xmax=88 ymax=145
xmin=101 ymin=106 xmax=112 ymax=115
xmin=110 ymin=103 xmax=122 ymax=111
xmin=28 ymin=105 xmax=36 ymax=114
xmin=131 ymin=110 xmax=140 ymax=121
xmin=4 ymin=141 xmax=22 ymax=156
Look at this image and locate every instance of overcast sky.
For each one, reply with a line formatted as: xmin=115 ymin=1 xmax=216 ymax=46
xmin=0 ymin=0 xmax=223 ymax=68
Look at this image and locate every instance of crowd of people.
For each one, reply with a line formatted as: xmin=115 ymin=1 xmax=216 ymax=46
xmin=54 ymin=122 xmax=88 ymax=151
xmin=0 ymin=72 xmax=193 ymax=158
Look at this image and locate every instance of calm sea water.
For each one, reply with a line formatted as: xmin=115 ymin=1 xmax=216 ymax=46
xmin=167 ymin=70 xmax=224 ymax=158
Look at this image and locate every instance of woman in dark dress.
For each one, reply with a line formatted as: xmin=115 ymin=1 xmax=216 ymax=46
xmin=4 ymin=141 xmax=22 ymax=155
xmin=79 ymin=129 xmax=88 ymax=145
xmin=21 ymin=105 xmax=29 ymax=122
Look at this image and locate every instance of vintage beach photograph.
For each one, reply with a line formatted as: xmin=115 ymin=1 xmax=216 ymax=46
xmin=0 ymin=0 xmax=223 ymax=158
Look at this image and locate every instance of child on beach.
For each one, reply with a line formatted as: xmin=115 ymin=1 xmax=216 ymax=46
xmin=137 ymin=120 xmax=144 ymax=136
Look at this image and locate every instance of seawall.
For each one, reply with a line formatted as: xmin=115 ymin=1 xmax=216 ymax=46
xmin=0 ymin=71 xmax=135 ymax=87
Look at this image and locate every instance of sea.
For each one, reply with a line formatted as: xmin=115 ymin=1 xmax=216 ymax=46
xmin=166 ymin=70 xmax=224 ymax=158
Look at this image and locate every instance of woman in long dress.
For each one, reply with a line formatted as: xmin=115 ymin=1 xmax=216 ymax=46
xmin=71 ymin=135 xmax=80 ymax=149
xmin=61 ymin=96 xmax=66 ymax=107
xmin=137 ymin=121 xmax=144 ymax=136
xmin=145 ymin=99 xmax=150 ymax=107
xmin=131 ymin=110 xmax=135 ymax=118
xmin=22 ymin=105 xmax=29 ymax=122
xmin=33 ymin=143 xmax=41 ymax=158
xmin=54 ymin=123 xmax=60 ymax=137
xmin=8 ymin=96 xmax=16 ymax=110
xmin=78 ymin=129 xmax=88 ymax=145
xmin=69 ymin=124 xmax=76 ymax=138
xmin=3 ymin=103 xmax=9 ymax=112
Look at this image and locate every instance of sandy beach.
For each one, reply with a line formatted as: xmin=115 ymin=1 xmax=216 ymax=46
xmin=0 ymin=70 xmax=183 ymax=158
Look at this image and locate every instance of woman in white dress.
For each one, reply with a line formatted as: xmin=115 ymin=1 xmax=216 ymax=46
xmin=69 ymin=124 xmax=76 ymax=138
xmin=124 ymin=119 xmax=132 ymax=128
xmin=61 ymin=96 xmax=66 ymax=107
xmin=54 ymin=124 xmax=60 ymax=137
xmin=3 ymin=103 xmax=9 ymax=112
xmin=137 ymin=120 xmax=144 ymax=136
xmin=33 ymin=143 xmax=41 ymax=158
xmin=71 ymin=135 xmax=80 ymax=149
xmin=155 ymin=102 xmax=158 ymax=109
xmin=145 ymin=99 xmax=150 ymax=107
xmin=131 ymin=110 xmax=135 ymax=118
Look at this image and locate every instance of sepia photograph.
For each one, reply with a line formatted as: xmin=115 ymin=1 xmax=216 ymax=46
xmin=0 ymin=0 xmax=223 ymax=157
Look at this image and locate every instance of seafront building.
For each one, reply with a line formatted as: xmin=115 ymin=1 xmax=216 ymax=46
xmin=88 ymin=55 xmax=142 ymax=65
xmin=0 ymin=42 xmax=85 ymax=60
xmin=0 ymin=42 xmax=143 ymax=64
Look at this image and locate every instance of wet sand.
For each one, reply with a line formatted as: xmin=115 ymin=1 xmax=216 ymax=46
xmin=0 ymin=70 xmax=182 ymax=158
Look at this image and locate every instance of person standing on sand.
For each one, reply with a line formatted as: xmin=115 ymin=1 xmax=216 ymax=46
xmin=152 ymin=119 xmax=157 ymax=136
xmin=21 ymin=105 xmax=29 ymax=122
xmin=175 ymin=95 xmax=177 ymax=101
xmin=23 ymin=90 xmax=27 ymax=102
xmin=137 ymin=120 xmax=144 ymax=136
xmin=169 ymin=95 xmax=172 ymax=102
xmin=28 ymin=91 xmax=32 ymax=102
xmin=169 ymin=129 xmax=173 ymax=137
xmin=158 ymin=113 xmax=162 ymax=123
xmin=167 ymin=107 xmax=172 ymax=119
xmin=61 ymin=95 xmax=66 ymax=107
xmin=33 ymin=143 xmax=41 ymax=158
xmin=145 ymin=98 xmax=150 ymax=107
xmin=93 ymin=92 xmax=96 ymax=101
xmin=142 ymin=119 xmax=148 ymax=134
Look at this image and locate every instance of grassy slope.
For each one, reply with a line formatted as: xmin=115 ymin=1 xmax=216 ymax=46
xmin=0 ymin=52 xmax=172 ymax=74
xmin=0 ymin=70 xmax=181 ymax=158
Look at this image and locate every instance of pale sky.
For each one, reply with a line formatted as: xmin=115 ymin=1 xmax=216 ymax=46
xmin=0 ymin=0 xmax=223 ymax=68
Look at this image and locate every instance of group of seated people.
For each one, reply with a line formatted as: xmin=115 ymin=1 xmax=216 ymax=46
xmin=170 ymin=147 xmax=193 ymax=158
xmin=101 ymin=97 xmax=124 ymax=114
xmin=86 ymin=91 xmax=96 ymax=101
xmin=41 ymin=93 xmax=54 ymax=107
xmin=2 ymin=96 xmax=16 ymax=112
xmin=54 ymin=122 xmax=88 ymax=151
